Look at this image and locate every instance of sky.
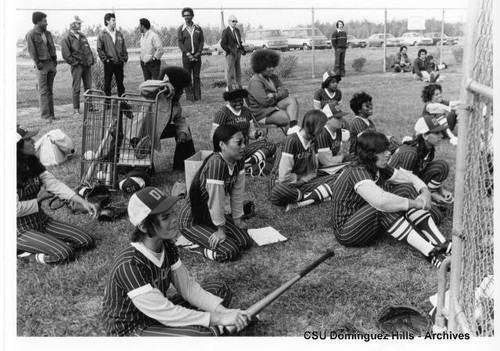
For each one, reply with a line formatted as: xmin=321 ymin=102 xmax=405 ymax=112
xmin=13 ymin=0 xmax=469 ymax=39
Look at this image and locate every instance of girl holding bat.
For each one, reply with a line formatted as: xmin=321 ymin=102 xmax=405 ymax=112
xmin=16 ymin=127 xmax=97 ymax=264
xmin=331 ymin=131 xmax=451 ymax=269
xmin=178 ymin=125 xmax=253 ymax=262
xmin=102 ymin=187 xmax=250 ymax=336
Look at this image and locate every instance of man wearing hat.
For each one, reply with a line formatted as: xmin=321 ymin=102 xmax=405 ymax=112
xmin=102 ymin=187 xmax=250 ymax=336
xmin=61 ymin=15 xmax=94 ymax=116
xmin=139 ymin=18 xmax=164 ymax=81
xmin=220 ymin=15 xmax=244 ymax=85
xmin=25 ymin=12 xmax=58 ymax=121
xmin=317 ymin=101 xmax=351 ymax=168
xmin=313 ymin=71 xmax=343 ymax=110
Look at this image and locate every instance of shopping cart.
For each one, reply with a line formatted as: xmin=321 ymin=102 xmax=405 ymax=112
xmin=80 ymin=88 xmax=170 ymax=189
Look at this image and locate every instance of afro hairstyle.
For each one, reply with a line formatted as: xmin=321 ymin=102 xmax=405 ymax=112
xmin=350 ymin=92 xmax=372 ymax=115
xmin=223 ymin=89 xmax=249 ymax=101
xmin=251 ymin=49 xmax=280 ymax=74
xmin=421 ymin=83 xmax=443 ymax=103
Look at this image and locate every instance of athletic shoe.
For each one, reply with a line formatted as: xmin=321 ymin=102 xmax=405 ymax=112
xmin=427 ymin=250 xmax=449 ymax=269
xmin=286 ymin=125 xmax=301 ymax=135
xmin=449 ymin=137 xmax=458 ymax=146
xmin=17 ymin=252 xmax=33 ymax=258
xmin=35 ymin=253 xmax=47 ymax=264
xmin=434 ymin=241 xmax=452 ymax=255
xmin=134 ymin=136 xmax=152 ymax=159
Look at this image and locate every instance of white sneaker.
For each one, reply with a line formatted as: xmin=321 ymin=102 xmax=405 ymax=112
xmin=17 ymin=252 xmax=33 ymax=258
xmin=449 ymin=137 xmax=458 ymax=146
xmin=287 ymin=125 xmax=301 ymax=135
xmin=35 ymin=253 xmax=47 ymax=264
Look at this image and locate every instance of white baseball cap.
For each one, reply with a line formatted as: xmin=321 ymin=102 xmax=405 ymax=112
xmin=128 ymin=187 xmax=180 ymax=226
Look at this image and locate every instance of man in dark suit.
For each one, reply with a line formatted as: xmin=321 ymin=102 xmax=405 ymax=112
xmin=220 ymin=15 xmax=245 ymax=85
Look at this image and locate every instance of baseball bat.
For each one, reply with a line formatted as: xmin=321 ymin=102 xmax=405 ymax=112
xmin=84 ymin=120 xmax=114 ymax=182
xmin=224 ymin=250 xmax=335 ymax=334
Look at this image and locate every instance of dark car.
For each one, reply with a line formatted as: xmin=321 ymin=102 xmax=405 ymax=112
xmin=424 ymin=32 xmax=458 ymax=46
xmin=346 ymin=35 xmax=367 ymax=48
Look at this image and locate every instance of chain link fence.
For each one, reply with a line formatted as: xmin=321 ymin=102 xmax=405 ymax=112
xmin=16 ymin=6 xmax=466 ymax=109
xmin=447 ymin=0 xmax=493 ymax=336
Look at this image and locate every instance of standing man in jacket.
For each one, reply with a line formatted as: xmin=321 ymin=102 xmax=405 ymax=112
xmin=220 ymin=15 xmax=244 ymax=85
xmin=177 ymin=7 xmax=204 ymax=101
xmin=61 ymin=15 xmax=94 ymax=116
xmin=139 ymin=18 xmax=164 ymax=81
xmin=331 ymin=20 xmax=347 ymax=77
xmin=25 ymin=12 xmax=58 ymax=121
xmin=97 ymin=13 xmax=128 ymax=97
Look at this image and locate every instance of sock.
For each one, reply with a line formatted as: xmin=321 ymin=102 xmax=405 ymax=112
xmin=295 ymin=189 xmax=304 ymax=202
xmin=387 ymin=217 xmax=435 ymax=256
xmin=303 ymin=184 xmax=333 ymax=203
xmin=245 ymin=150 xmax=265 ymax=165
xmin=289 ymin=120 xmax=297 ymax=128
xmin=427 ymin=179 xmax=442 ymax=192
xmin=202 ymin=248 xmax=218 ymax=261
xmin=406 ymin=209 xmax=446 ymax=245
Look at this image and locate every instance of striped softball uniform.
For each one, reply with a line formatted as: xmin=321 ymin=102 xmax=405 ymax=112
xmin=348 ymin=116 xmax=377 ymax=153
xmin=331 ymin=164 xmax=395 ymax=232
xmin=214 ymin=105 xmax=253 ymax=143
xmin=313 ymin=88 xmax=343 ymax=109
xmin=195 ymin=153 xmax=245 ymax=225
xmin=389 ymin=144 xmax=432 ymax=177
xmin=316 ymin=126 xmax=343 ymax=167
xmin=102 ymin=241 xmax=180 ymax=336
xmin=278 ymin=132 xmax=317 ymax=184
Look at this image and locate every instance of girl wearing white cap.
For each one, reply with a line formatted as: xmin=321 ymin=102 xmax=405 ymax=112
xmin=313 ymin=71 xmax=342 ymax=110
xmin=16 ymin=127 xmax=97 ymax=264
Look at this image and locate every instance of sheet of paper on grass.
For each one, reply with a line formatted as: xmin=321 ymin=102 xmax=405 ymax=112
xmin=248 ymin=227 xmax=288 ymax=246
xmin=319 ymin=163 xmax=348 ymax=175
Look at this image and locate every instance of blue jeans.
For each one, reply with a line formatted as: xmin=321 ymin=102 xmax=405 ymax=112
xmin=35 ymin=60 xmax=57 ymax=119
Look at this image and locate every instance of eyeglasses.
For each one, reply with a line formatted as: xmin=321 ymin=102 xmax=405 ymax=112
xmin=231 ymin=20 xmax=238 ymax=23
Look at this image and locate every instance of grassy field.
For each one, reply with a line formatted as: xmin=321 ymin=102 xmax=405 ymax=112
xmin=16 ymin=46 xmax=462 ymax=337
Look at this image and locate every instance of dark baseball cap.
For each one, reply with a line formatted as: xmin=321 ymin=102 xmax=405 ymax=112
xmin=17 ymin=127 xmax=38 ymax=142
xmin=414 ymin=115 xmax=448 ymax=135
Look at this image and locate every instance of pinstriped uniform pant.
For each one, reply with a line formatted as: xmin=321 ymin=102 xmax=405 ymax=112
xmin=178 ymin=201 xmax=253 ymax=262
xmin=419 ymin=160 xmax=450 ymax=184
xmin=17 ymin=219 xmax=95 ymax=264
xmin=134 ymin=282 xmax=232 ymax=337
xmin=243 ymin=139 xmax=276 ymax=163
xmin=270 ymin=173 xmax=339 ymax=206
xmin=334 ymin=183 xmax=443 ymax=247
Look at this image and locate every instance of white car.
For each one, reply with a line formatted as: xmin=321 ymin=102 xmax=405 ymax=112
xmin=397 ymin=32 xmax=433 ymax=46
xmin=208 ymin=40 xmax=255 ymax=55
xmin=281 ymin=28 xmax=330 ymax=50
xmin=244 ymin=29 xmax=289 ymax=51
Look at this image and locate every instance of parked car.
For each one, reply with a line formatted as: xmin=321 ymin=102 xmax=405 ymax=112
xmin=208 ymin=40 xmax=255 ymax=55
xmin=424 ymin=32 xmax=458 ymax=46
xmin=346 ymin=35 xmax=367 ymax=48
xmin=366 ymin=33 xmax=400 ymax=47
xmin=281 ymin=28 xmax=330 ymax=50
xmin=397 ymin=32 xmax=433 ymax=46
xmin=245 ymin=29 xmax=289 ymax=51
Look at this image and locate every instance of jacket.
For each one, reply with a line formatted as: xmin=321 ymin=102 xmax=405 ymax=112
xmin=220 ymin=26 xmax=243 ymax=56
xmin=248 ymin=73 xmax=289 ymax=119
xmin=61 ymin=31 xmax=94 ymax=66
xmin=331 ymin=30 xmax=347 ymax=50
xmin=25 ymin=27 xmax=57 ymax=64
xmin=97 ymin=29 xmax=128 ymax=64
xmin=177 ymin=24 xmax=204 ymax=57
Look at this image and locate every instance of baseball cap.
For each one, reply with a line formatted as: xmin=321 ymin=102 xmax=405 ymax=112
xmin=119 ymin=169 xmax=151 ymax=194
xmin=71 ymin=15 xmax=83 ymax=23
xmin=16 ymin=127 xmax=38 ymax=143
xmin=128 ymin=187 xmax=180 ymax=226
xmin=322 ymin=70 xmax=341 ymax=83
xmin=322 ymin=102 xmax=348 ymax=119
xmin=414 ymin=115 xmax=448 ymax=135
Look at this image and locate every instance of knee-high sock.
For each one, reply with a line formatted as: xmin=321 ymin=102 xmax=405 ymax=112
xmin=387 ymin=217 xmax=435 ymax=256
xmin=303 ymin=184 xmax=333 ymax=203
xmin=245 ymin=150 xmax=266 ymax=166
xmin=406 ymin=208 xmax=446 ymax=245
xmin=427 ymin=179 xmax=442 ymax=192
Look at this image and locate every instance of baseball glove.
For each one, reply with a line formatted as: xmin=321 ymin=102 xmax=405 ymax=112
xmin=377 ymin=305 xmax=432 ymax=336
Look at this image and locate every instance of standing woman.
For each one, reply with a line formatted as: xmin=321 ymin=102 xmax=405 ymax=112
xmin=389 ymin=115 xmax=454 ymax=209
xmin=331 ymin=131 xmax=451 ymax=268
xmin=179 ymin=125 xmax=253 ymax=262
xmin=270 ymin=110 xmax=339 ymax=212
xmin=210 ymin=84 xmax=276 ymax=176
xmin=331 ymin=20 xmax=347 ymax=77
xmin=247 ymin=49 xmax=300 ymax=135
xmin=17 ymin=127 xmax=97 ymax=264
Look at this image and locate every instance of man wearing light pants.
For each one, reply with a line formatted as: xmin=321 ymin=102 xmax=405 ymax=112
xmin=61 ymin=15 xmax=94 ymax=116
xmin=221 ymin=15 xmax=244 ymax=85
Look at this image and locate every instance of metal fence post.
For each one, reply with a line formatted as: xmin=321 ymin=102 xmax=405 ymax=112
xmin=220 ymin=6 xmax=225 ymax=30
xmin=383 ymin=8 xmax=387 ymax=73
xmin=439 ymin=8 xmax=445 ymax=65
xmin=311 ymin=6 xmax=315 ymax=79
